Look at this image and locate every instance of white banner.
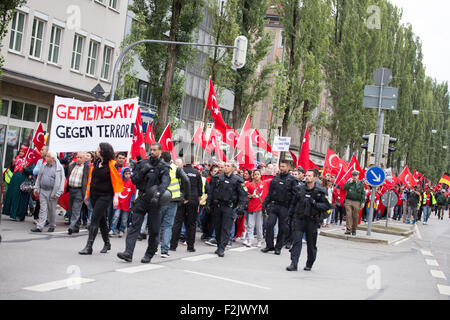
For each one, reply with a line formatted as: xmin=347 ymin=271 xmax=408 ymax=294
xmin=272 ymin=136 xmax=291 ymax=152
xmin=49 ymin=96 xmax=139 ymax=152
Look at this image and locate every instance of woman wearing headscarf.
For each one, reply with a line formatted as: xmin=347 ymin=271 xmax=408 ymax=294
xmin=79 ymin=143 xmax=123 ymax=255
xmin=2 ymin=146 xmax=36 ymax=221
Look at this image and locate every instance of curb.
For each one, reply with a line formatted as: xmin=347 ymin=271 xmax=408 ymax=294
xmin=319 ymin=230 xmax=391 ymax=245
xmin=356 ymin=225 xmax=413 ymax=237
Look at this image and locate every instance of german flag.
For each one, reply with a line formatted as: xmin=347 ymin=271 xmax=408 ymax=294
xmin=439 ymin=173 xmax=450 ymax=186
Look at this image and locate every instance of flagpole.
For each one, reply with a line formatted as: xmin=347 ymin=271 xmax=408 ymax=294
xmin=196 ymin=77 xmax=210 ymax=164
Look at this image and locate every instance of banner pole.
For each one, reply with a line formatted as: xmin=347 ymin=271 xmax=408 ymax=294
xmin=196 ymin=77 xmax=210 ymax=164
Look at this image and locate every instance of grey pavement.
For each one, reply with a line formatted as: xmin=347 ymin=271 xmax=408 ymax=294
xmin=0 ymin=208 xmax=449 ymax=300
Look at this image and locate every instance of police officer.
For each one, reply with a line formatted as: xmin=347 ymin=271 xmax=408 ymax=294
xmin=286 ymin=169 xmax=330 ymax=271
xmin=206 ymin=161 xmax=247 ymax=257
xmin=117 ymin=143 xmax=170 ymax=263
xmin=261 ymin=160 xmax=298 ymax=255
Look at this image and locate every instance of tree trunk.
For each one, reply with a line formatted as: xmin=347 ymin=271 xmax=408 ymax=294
xmin=232 ymin=80 xmax=242 ymax=129
xmin=156 ymin=0 xmax=182 ymax=135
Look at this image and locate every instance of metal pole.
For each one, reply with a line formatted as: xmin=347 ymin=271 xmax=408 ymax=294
xmin=367 ymin=69 xmax=385 ymax=236
xmin=385 ymin=191 xmax=391 ymax=228
xmin=109 ymin=40 xmax=237 ymax=102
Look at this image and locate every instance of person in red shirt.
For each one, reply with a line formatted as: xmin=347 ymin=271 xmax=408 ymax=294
xmin=109 ymin=167 xmax=136 ymax=237
xmin=243 ymin=169 xmax=270 ymax=247
xmin=333 ymin=184 xmax=346 ymax=225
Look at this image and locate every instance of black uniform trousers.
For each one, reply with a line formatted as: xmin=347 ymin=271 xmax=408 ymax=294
xmin=170 ymin=200 xmax=199 ymax=250
xmin=265 ymin=204 xmax=289 ymax=251
xmin=212 ymin=204 xmax=234 ymax=253
xmin=125 ymin=197 xmax=161 ymax=257
xmin=290 ymin=217 xmax=318 ymax=268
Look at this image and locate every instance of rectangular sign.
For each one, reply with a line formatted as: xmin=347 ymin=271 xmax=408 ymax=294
xmin=49 ymin=96 xmax=139 ymax=152
xmin=363 ymin=85 xmax=398 ymax=110
xmin=272 ymin=136 xmax=291 ymax=152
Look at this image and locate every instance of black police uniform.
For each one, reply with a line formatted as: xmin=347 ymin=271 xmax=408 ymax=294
xmin=118 ymin=156 xmax=170 ymax=263
xmin=206 ymin=173 xmax=247 ymax=256
xmin=284 ymin=177 xmax=304 ymax=248
xmin=288 ymin=183 xmax=330 ymax=270
xmin=262 ymin=172 xmax=298 ymax=253
xmin=170 ymin=164 xmax=201 ymax=251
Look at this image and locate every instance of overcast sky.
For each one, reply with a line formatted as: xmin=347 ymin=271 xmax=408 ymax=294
xmin=389 ymin=0 xmax=449 ymax=84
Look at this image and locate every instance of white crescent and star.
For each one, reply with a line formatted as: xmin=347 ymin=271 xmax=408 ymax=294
xmin=166 ymin=138 xmax=172 ymax=149
xmin=328 ymin=154 xmax=339 ymax=168
xmin=36 ymin=132 xmax=44 ymax=143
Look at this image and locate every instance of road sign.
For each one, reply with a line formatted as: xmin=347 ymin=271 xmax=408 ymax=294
xmin=373 ymin=68 xmax=392 ymax=86
xmin=366 ymin=167 xmax=386 ymax=186
xmin=363 ymin=85 xmax=398 ymax=110
xmin=382 ymin=190 xmax=398 ymax=208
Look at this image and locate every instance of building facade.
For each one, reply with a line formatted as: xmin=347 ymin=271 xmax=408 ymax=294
xmin=0 ymin=0 xmax=128 ymax=167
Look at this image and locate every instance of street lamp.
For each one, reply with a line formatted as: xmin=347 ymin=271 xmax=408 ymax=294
xmin=431 ymin=129 xmax=437 ymax=134
xmin=412 ymin=110 xmax=420 ymax=115
xmin=443 ymin=146 xmax=448 ymax=150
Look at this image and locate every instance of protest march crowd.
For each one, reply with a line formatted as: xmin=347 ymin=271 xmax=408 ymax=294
xmin=1 ymin=78 xmax=449 ymax=270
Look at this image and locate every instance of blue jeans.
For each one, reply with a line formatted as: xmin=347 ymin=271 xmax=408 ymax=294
xmin=110 ymin=209 xmax=130 ymax=232
xmin=159 ymin=202 xmax=178 ymax=254
xmin=229 ymin=209 xmax=238 ymax=243
xmin=423 ymin=206 xmax=431 ymax=223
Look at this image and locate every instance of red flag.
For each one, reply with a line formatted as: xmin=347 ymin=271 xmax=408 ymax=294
xmin=206 ymin=77 xmax=227 ymax=138
xmin=57 ymin=180 xmax=69 ymax=210
xmin=336 ymin=167 xmax=353 ymax=189
xmin=206 ymin=128 xmax=227 ymax=162
xmin=251 ymin=129 xmax=273 ymax=154
xmin=322 ymin=167 xmax=333 ymax=177
xmin=289 ymin=150 xmax=298 ymax=167
xmin=348 ymin=155 xmax=365 ymax=180
xmin=158 ymin=124 xmax=177 ymax=161
xmin=309 ymin=159 xmax=319 ymax=170
xmin=32 ymin=122 xmax=45 ymax=151
xmin=130 ymin=108 xmax=146 ymax=160
xmin=144 ymin=122 xmax=156 ymax=145
xmin=192 ymin=126 xmax=207 ymax=150
xmin=23 ymin=147 xmax=41 ymax=167
xmin=324 ymin=148 xmax=342 ymax=175
xmin=224 ymin=124 xmax=239 ymax=148
xmin=235 ymin=115 xmax=255 ymax=169
xmin=297 ymin=125 xmax=313 ymax=171
xmin=398 ymin=165 xmax=416 ymax=187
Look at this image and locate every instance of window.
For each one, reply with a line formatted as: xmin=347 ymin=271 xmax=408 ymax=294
xmin=48 ymin=25 xmax=62 ymax=63
xmin=29 ymin=18 xmax=45 ymax=58
xmin=95 ymin=0 xmax=105 ymax=4
xmin=23 ymin=103 xmax=37 ymax=121
xmin=109 ymin=0 xmax=118 ymax=9
xmin=10 ymin=101 xmax=24 ymax=119
xmin=71 ymin=34 xmax=84 ymax=71
xmin=9 ymin=11 xmax=26 ymax=52
xmin=86 ymin=40 xmax=99 ymax=75
xmin=0 ymin=100 xmax=9 ymax=116
xmin=101 ymin=46 xmax=113 ymax=79
xmin=37 ymin=107 xmax=48 ymax=123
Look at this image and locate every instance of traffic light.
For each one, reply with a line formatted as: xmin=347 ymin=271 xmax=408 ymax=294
xmin=361 ymin=134 xmax=375 ymax=153
xmin=232 ymin=36 xmax=248 ymax=69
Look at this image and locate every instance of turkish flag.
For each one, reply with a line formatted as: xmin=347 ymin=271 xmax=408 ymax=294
xmin=251 ymin=129 xmax=274 ymax=154
xmin=192 ymin=126 xmax=207 ymax=150
xmin=223 ymin=124 xmax=239 ymax=148
xmin=23 ymin=147 xmax=41 ymax=167
xmin=297 ymin=125 xmax=314 ymax=171
xmin=32 ymin=122 xmax=45 ymax=151
xmin=322 ymin=167 xmax=333 ymax=177
xmin=398 ymin=165 xmax=416 ymax=187
xmin=336 ymin=167 xmax=353 ymax=189
xmin=309 ymin=159 xmax=319 ymax=170
xmin=206 ymin=128 xmax=227 ymax=162
xmin=324 ymin=148 xmax=342 ymax=175
xmin=289 ymin=150 xmax=298 ymax=167
xmin=144 ymin=121 xmax=156 ymax=145
xmin=413 ymin=170 xmax=424 ymax=184
xmin=57 ymin=180 xmax=69 ymax=210
xmin=130 ymin=108 xmax=146 ymax=160
xmin=348 ymin=155 xmax=365 ymax=180
xmin=158 ymin=124 xmax=177 ymax=161
xmin=235 ymin=115 xmax=255 ymax=169
xmin=206 ymin=77 xmax=227 ymax=137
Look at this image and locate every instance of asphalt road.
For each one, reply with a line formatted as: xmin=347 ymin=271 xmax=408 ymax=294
xmin=1 ymin=209 xmax=449 ymax=300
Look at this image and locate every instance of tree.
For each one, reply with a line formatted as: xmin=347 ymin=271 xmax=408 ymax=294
xmin=128 ymin=0 xmax=204 ymax=136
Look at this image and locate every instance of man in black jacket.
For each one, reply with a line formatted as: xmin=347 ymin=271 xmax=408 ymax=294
xmin=170 ymin=156 xmax=203 ymax=252
xmin=206 ymin=161 xmax=247 ymax=257
xmin=117 ymin=143 xmax=170 ymax=264
xmin=261 ymin=160 xmax=298 ymax=255
xmin=286 ymin=169 xmax=331 ymax=271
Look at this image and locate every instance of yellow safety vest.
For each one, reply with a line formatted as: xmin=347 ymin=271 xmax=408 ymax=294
xmin=4 ymin=168 xmax=13 ymax=184
xmin=168 ymin=163 xmax=181 ymax=200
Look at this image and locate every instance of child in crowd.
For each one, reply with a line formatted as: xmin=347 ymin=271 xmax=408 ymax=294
xmin=109 ymin=167 xmax=135 ymax=237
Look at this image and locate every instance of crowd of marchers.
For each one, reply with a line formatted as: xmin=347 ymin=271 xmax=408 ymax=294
xmin=1 ymin=143 xmax=449 ymax=272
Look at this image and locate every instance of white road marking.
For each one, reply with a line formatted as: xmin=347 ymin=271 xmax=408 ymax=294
xmin=420 ymin=250 xmax=433 ymax=256
xmin=425 ymin=259 xmax=439 ymax=267
xmin=53 ymin=230 xmax=88 ymax=235
xmin=184 ymin=270 xmax=271 ymax=290
xmin=414 ymin=225 xmax=422 ymax=239
xmin=182 ymin=254 xmax=217 ymax=262
xmin=115 ymin=264 xmax=164 ymax=274
xmin=229 ymin=246 xmax=257 ymax=252
xmin=393 ymin=237 xmax=411 ymax=246
xmin=430 ymin=270 xmax=447 ymax=280
xmin=23 ymin=277 xmax=95 ymax=292
xmin=437 ymin=284 xmax=450 ymax=296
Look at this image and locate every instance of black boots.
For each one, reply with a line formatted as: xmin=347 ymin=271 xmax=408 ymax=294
xmin=99 ymin=226 xmax=111 ymax=253
xmin=79 ymin=227 xmax=98 ymax=255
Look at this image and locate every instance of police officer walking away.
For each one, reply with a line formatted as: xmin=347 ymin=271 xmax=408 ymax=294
xmin=206 ymin=161 xmax=247 ymax=257
xmin=261 ymin=160 xmax=298 ymax=255
xmin=287 ymin=169 xmax=330 ymax=271
xmin=117 ymin=143 xmax=170 ymax=263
